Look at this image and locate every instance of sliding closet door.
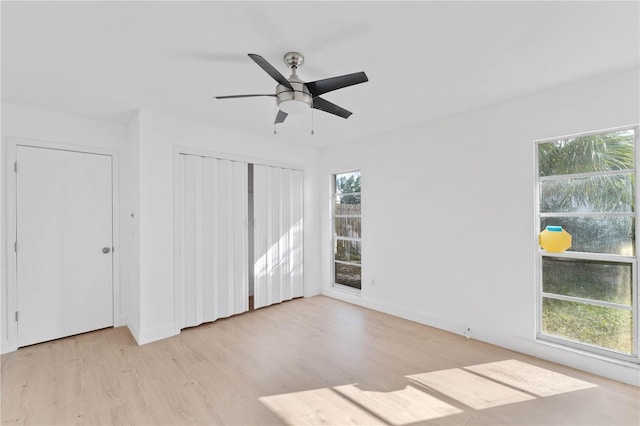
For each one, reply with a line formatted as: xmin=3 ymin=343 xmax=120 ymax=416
xmin=177 ymin=154 xmax=248 ymax=329
xmin=254 ymin=165 xmax=304 ymax=309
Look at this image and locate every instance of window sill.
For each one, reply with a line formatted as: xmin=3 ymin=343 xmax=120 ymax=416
xmin=331 ymin=283 xmax=362 ymax=296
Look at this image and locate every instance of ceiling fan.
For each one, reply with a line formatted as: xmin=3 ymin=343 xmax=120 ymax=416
xmin=215 ymin=52 xmax=368 ymax=124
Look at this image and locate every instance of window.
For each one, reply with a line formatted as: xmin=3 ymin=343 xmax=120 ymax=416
xmin=535 ymin=126 xmax=638 ymax=361
xmin=333 ymin=171 xmax=362 ymax=290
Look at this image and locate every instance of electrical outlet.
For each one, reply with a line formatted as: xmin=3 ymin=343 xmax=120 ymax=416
xmin=371 ymin=279 xmax=376 ymax=287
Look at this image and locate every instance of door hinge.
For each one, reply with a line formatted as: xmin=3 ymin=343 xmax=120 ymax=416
xmin=14 ymin=241 xmax=17 ymax=253
xmin=15 ymin=311 xmax=18 ymax=322
xmin=14 ymin=162 xmax=17 ymax=173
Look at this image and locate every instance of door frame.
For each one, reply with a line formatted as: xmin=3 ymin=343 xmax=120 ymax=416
xmin=4 ymin=137 xmax=121 ymax=352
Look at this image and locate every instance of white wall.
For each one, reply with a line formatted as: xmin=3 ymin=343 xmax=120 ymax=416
xmin=0 ymin=102 xmax=132 ymax=353
xmin=320 ymin=67 xmax=640 ymax=386
xmin=133 ymin=110 xmax=321 ymax=344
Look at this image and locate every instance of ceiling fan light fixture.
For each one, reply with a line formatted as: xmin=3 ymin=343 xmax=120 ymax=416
xmin=278 ymin=99 xmax=310 ymax=115
xmin=275 ymin=81 xmax=312 ymax=115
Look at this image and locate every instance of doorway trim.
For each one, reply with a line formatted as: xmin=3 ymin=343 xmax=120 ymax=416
xmin=4 ymin=137 xmax=121 ymax=353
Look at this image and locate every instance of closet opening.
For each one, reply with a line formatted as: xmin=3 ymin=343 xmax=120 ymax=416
xmin=175 ymin=153 xmax=304 ymax=331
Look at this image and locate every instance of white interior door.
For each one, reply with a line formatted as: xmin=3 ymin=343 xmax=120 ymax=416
xmin=16 ymin=146 xmax=114 ymax=347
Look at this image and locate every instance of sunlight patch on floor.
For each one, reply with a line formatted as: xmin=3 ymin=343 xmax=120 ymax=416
xmin=408 ymin=368 xmax=536 ymax=410
xmin=259 ymin=359 xmax=597 ymax=425
xmin=333 ymin=384 xmax=462 ymax=424
xmin=465 ymin=359 xmax=597 ymax=397
xmin=259 ymin=388 xmax=385 ymax=425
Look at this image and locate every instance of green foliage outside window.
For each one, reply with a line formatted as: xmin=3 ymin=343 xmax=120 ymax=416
xmin=538 ymin=129 xmax=635 ymax=212
xmin=538 ymin=129 xmax=634 ymax=176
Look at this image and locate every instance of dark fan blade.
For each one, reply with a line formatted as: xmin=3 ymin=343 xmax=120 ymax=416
xmin=274 ymin=110 xmax=288 ymax=124
xmin=248 ymin=54 xmax=293 ymax=90
xmin=312 ymin=97 xmax=352 ymax=119
xmin=306 ymin=72 xmax=368 ymax=97
xmin=215 ymin=94 xmax=275 ymax=99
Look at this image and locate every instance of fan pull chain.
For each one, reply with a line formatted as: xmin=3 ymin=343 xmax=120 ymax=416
xmin=311 ymin=109 xmax=315 ymax=136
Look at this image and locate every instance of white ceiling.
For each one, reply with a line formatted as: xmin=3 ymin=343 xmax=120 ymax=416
xmin=2 ymin=1 xmax=638 ymax=147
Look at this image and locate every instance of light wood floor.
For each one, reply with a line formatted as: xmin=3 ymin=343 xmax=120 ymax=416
xmin=1 ymin=295 xmax=639 ymax=425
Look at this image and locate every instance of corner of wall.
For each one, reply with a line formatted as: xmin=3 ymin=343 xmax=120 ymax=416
xmin=126 ymin=319 xmax=141 ymax=345
xmin=135 ymin=322 xmax=179 ymax=346
xmin=121 ymin=110 xmax=142 ymax=340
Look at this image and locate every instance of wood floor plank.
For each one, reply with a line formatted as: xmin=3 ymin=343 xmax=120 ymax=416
xmin=2 ymin=295 xmax=639 ymax=425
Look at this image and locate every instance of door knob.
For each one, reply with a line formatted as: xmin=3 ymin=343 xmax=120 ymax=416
xmin=102 ymin=247 xmax=111 ymax=254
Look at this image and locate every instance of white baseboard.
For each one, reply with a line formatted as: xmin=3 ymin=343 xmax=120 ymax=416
xmin=322 ymin=288 xmax=640 ymax=387
xmin=116 ymin=315 xmax=127 ymax=328
xmin=478 ymin=330 xmax=640 ymax=386
xmin=135 ymin=322 xmax=179 ymax=345
xmin=324 ymin=287 xmax=465 ymax=336
xmin=0 ymin=338 xmax=17 ymax=355
xmin=126 ymin=320 xmax=141 ymax=345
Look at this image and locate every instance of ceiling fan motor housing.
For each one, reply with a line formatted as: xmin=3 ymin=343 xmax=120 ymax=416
xmin=276 ymin=79 xmax=312 ymax=114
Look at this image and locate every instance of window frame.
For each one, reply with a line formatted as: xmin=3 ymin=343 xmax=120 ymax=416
xmin=534 ymin=125 xmax=639 ymax=363
xmin=332 ymin=170 xmax=362 ymax=293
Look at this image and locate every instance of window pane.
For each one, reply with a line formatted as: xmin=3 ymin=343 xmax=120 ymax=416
xmin=542 ymin=257 xmax=632 ymax=305
xmin=335 ymin=263 xmax=361 ymax=289
xmin=335 ymin=240 xmax=361 ymax=264
xmin=335 ymin=217 xmax=361 ymax=238
xmin=542 ymin=298 xmax=632 ymax=354
xmin=335 ymin=172 xmax=361 ymax=195
xmin=334 ymin=170 xmax=362 ymax=291
xmin=540 ymin=216 xmax=634 ymax=255
xmin=335 ymin=195 xmax=361 ymax=215
xmin=540 ymin=174 xmax=634 ymax=213
xmin=539 ymin=129 xmax=634 ymax=177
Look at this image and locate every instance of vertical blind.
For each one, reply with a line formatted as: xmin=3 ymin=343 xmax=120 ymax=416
xmin=176 ymin=154 xmax=248 ymax=329
xmin=253 ymin=165 xmax=304 ymax=309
